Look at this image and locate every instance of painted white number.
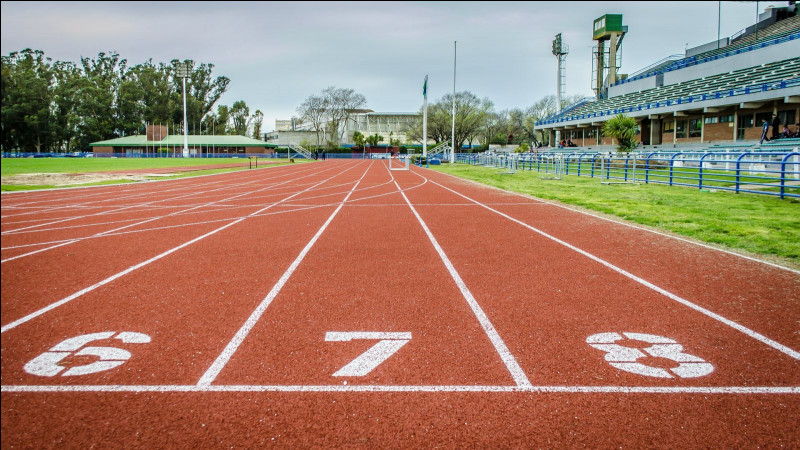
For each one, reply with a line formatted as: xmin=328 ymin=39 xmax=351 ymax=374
xmin=587 ymin=332 xmax=714 ymax=379
xmin=325 ymin=331 xmax=411 ymax=377
xmin=24 ymin=331 xmax=151 ymax=377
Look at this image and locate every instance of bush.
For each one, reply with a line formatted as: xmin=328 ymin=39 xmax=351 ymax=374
xmin=603 ymin=114 xmax=638 ymax=153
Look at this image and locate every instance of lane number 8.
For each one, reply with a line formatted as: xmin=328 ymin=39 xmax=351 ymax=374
xmin=587 ymin=332 xmax=714 ymax=379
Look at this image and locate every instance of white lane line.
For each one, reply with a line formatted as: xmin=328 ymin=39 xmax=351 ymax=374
xmin=1 ymin=164 xmax=339 ymax=263
xmin=0 ymin=160 xmax=312 ymax=199
xmin=197 ymin=161 xmax=372 ymax=386
xmin=0 ymin=163 xmax=321 ymax=234
xmin=432 ymin=169 xmax=800 ymax=275
xmin=0 ymin=162 xmax=365 ymax=334
xmin=430 ymin=179 xmax=800 ymax=361
xmin=2 ymin=384 xmax=798 ymax=394
xmin=0 ymin=163 xmax=321 ymax=224
xmin=0 ymin=178 xmax=434 ymax=253
xmin=390 ymin=175 xmax=531 ymax=388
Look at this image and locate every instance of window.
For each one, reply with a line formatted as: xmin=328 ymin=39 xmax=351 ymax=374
xmin=778 ymin=110 xmax=796 ymax=126
xmin=719 ymin=115 xmax=734 ymax=123
xmin=675 ymin=120 xmax=687 ymax=138
xmin=663 ymin=121 xmax=674 ymax=133
xmin=689 ymin=119 xmax=702 ymax=138
xmin=704 ymin=117 xmax=718 ymax=124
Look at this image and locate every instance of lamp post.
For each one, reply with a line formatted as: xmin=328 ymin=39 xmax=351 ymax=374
xmin=175 ymin=62 xmax=190 ymax=158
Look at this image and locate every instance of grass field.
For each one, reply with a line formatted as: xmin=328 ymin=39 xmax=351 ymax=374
xmin=1 ymin=157 xmax=301 ymax=191
xmin=0 ymin=157 xmax=267 ymax=176
xmin=434 ymin=163 xmax=800 ymax=265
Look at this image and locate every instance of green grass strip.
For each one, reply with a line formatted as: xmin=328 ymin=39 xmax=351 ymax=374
xmin=0 ymin=157 xmax=283 ymax=176
xmin=433 ymin=164 xmax=800 ymax=266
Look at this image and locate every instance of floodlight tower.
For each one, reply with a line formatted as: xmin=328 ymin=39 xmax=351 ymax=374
xmin=591 ymin=14 xmax=627 ymax=98
xmin=552 ymin=33 xmax=568 ymax=146
xmin=175 ymin=62 xmax=190 ymax=158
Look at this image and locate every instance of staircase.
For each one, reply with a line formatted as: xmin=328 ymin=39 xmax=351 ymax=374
xmin=287 ymin=142 xmax=314 ymax=160
xmin=427 ymin=142 xmax=451 ymax=160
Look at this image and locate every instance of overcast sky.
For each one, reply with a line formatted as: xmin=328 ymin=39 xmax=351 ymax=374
xmin=1 ymin=1 xmax=789 ymax=131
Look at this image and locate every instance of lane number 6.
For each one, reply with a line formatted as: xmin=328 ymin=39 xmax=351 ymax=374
xmin=24 ymin=331 xmax=151 ymax=377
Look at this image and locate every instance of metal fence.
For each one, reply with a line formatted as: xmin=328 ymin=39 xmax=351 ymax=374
xmin=456 ymin=151 xmax=800 ymax=199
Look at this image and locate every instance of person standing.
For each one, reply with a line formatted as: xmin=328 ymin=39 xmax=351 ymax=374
xmin=771 ymin=113 xmax=781 ymax=140
xmin=760 ymin=119 xmax=770 ymax=145
xmin=322 ymin=150 xmax=326 ymax=160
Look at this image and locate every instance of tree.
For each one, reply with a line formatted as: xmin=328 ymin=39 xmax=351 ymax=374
xmin=251 ymin=110 xmax=264 ymax=139
xmin=1 ymin=49 xmax=56 ymax=152
xmin=406 ymin=91 xmax=491 ymax=149
xmin=230 ymin=100 xmax=251 ymax=135
xmin=352 ymin=130 xmax=365 ymax=149
xmin=603 ymin=114 xmax=638 ymax=152
xmin=296 ymin=94 xmax=327 ymax=146
xmin=365 ymin=133 xmax=383 ymax=147
xmin=168 ymin=59 xmax=230 ymax=131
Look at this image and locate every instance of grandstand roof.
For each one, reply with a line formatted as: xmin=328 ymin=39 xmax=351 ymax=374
xmin=536 ymin=58 xmax=800 ymax=129
xmin=613 ymin=15 xmax=800 ymax=88
xmin=90 ymin=135 xmax=277 ymax=147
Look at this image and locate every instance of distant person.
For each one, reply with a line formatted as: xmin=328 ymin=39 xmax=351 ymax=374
xmin=794 ymin=123 xmax=800 ymax=138
xmin=322 ymin=150 xmax=326 ymax=160
xmin=759 ymin=119 xmax=770 ymax=145
xmin=771 ymin=113 xmax=781 ymax=140
xmin=782 ymin=125 xmax=792 ymax=139
xmin=314 ymin=149 xmax=319 ymax=160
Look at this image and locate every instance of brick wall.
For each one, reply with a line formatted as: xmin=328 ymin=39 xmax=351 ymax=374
xmin=704 ymin=122 xmax=736 ymax=141
xmin=93 ymin=146 xmax=113 ymax=155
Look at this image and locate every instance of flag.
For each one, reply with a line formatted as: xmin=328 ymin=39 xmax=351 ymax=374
xmin=423 ymin=75 xmax=428 ymax=99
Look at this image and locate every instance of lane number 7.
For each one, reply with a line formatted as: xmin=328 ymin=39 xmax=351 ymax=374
xmin=325 ymin=331 xmax=411 ymax=377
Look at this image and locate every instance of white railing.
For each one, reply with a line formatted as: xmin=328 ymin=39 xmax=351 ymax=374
xmin=287 ymin=142 xmax=314 ymax=160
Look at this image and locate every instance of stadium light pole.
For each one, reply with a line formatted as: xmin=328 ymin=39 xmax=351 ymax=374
xmin=176 ymin=62 xmax=190 ymax=158
xmin=451 ymin=41 xmax=456 ymax=164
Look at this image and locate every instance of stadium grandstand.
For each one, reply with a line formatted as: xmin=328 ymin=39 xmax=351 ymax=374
xmin=535 ymin=5 xmax=800 ymax=148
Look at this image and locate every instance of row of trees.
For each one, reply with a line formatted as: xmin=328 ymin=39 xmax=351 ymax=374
xmin=405 ymin=92 xmax=585 ymax=149
xmin=292 ymin=87 xmax=583 ymax=151
xmin=1 ymin=49 xmax=263 ymax=153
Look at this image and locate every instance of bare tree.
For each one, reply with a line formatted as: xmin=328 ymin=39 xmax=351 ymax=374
xmin=321 ymin=86 xmax=367 ymax=147
xmin=296 ymin=94 xmax=327 ymax=146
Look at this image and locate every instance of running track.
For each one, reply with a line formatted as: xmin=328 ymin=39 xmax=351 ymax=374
xmin=2 ymin=160 xmax=798 ymax=447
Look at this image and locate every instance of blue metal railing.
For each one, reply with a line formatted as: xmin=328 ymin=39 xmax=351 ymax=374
xmin=454 ymin=151 xmax=800 ymax=199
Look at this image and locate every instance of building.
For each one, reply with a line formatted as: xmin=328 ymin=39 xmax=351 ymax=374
xmin=265 ymin=110 xmax=420 ymax=147
xmin=90 ymin=125 xmax=277 ymax=156
xmin=535 ymin=8 xmax=800 ymax=147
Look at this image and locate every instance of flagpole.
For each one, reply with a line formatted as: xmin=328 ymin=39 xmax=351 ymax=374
xmin=423 ymin=75 xmax=428 ymax=160
xmin=451 ymin=41 xmax=456 ymax=164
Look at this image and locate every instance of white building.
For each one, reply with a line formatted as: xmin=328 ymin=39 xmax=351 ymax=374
xmin=265 ymin=110 xmax=420 ymax=147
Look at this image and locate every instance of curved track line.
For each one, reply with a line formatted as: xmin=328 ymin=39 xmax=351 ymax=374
xmin=1 ymin=164 xmax=346 ymax=263
xmin=0 ymin=162 xmax=366 ymax=334
xmin=432 ymin=168 xmax=800 ymax=275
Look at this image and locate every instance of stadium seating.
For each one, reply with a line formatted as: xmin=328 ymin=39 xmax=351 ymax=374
xmin=614 ymin=16 xmax=800 ymax=86
xmin=538 ymin=58 xmax=799 ymax=125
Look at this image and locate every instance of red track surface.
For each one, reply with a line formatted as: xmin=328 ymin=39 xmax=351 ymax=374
xmin=2 ymin=160 xmax=798 ymax=447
